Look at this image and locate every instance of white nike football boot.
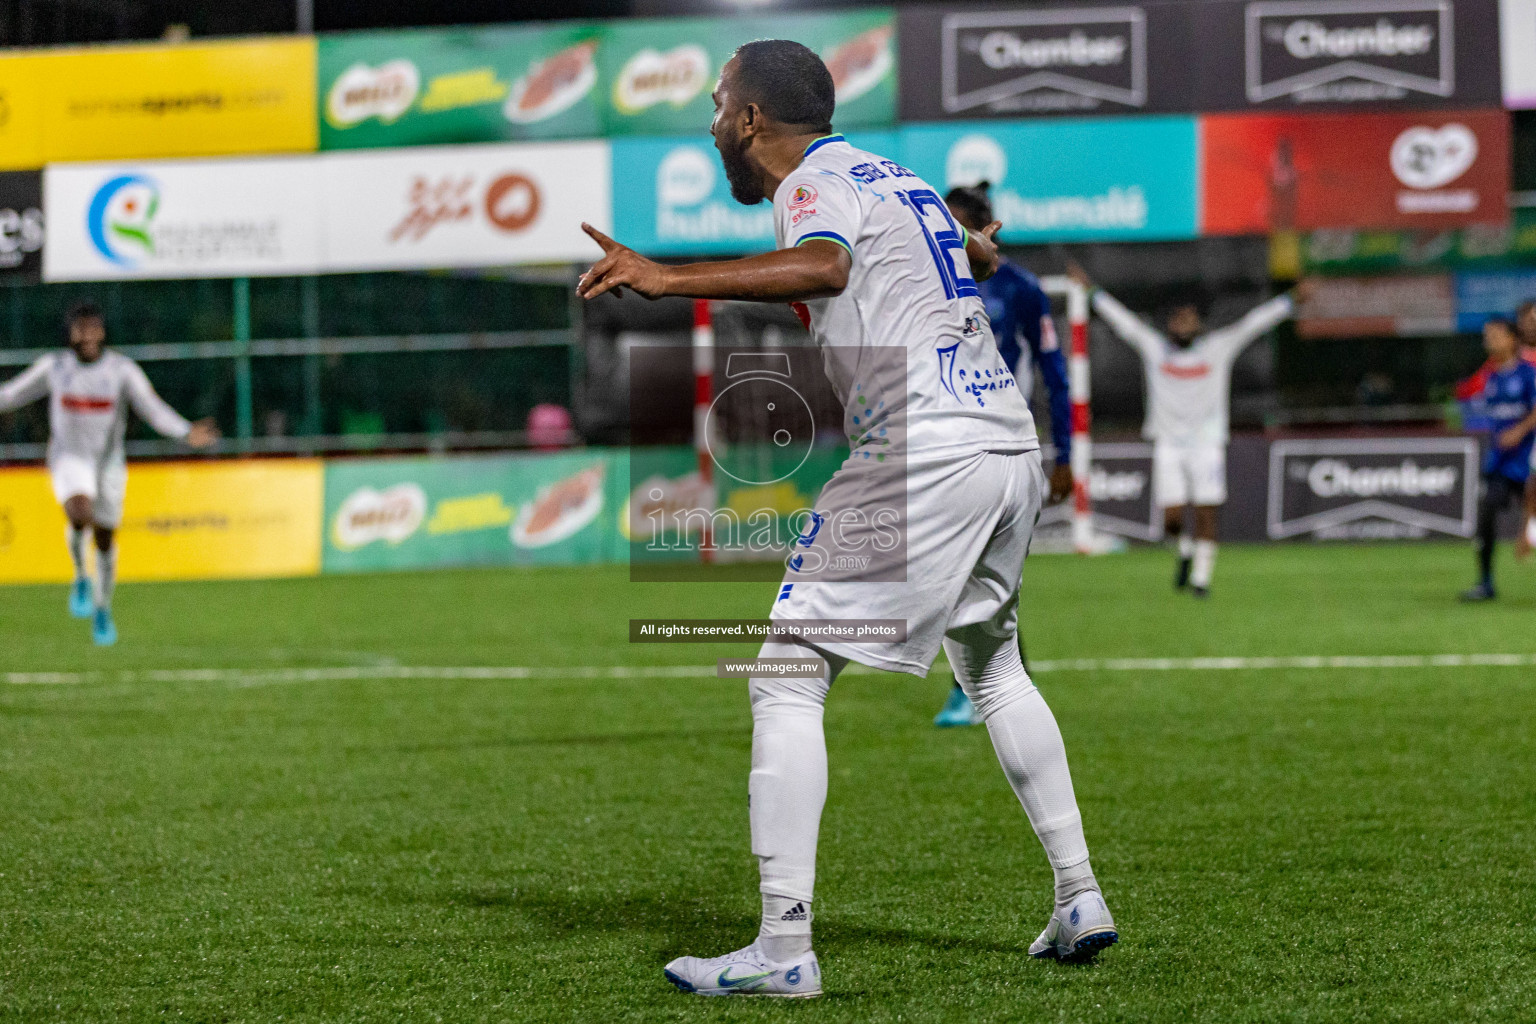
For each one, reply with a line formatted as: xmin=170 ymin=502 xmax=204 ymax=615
xmin=663 ymin=940 xmax=822 ymax=998
xmin=1029 ymin=889 xmax=1118 ymax=963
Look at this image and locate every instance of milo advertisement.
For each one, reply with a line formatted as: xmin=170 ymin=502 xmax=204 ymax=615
xmin=318 ymin=24 xmax=604 ymax=149
xmin=600 ymin=9 xmax=895 ymax=136
xmin=322 ymin=451 xmax=627 ymax=572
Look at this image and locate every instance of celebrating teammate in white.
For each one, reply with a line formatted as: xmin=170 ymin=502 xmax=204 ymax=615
xmin=0 ymin=302 xmax=217 ymax=644
xmin=579 ymin=41 xmax=1115 ymax=997
xmin=1069 ymin=265 xmax=1312 ymax=597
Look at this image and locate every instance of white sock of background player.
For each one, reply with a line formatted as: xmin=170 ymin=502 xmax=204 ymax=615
xmin=93 ymin=541 xmax=117 ymax=611
xmin=1192 ymin=539 xmax=1217 ymax=590
xmin=943 ymin=623 xmax=1098 ymax=906
xmin=65 ymin=524 xmax=89 ymax=583
xmin=1177 ymin=533 xmax=1194 ymax=562
xmin=748 ymin=639 xmax=847 ymax=963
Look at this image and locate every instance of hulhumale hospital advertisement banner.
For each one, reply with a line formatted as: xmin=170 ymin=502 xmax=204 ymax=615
xmin=610 ymin=132 xmax=894 ymax=256
xmin=318 ymin=23 xmax=605 ymax=150
xmin=899 ymin=117 xmax=1200 ymax=242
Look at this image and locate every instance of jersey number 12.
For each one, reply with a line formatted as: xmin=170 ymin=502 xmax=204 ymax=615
xmin=897 ymin=188 xmax=979 ymax=302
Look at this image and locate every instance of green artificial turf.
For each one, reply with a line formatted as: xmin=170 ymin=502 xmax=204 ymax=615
xmin=0 ymin=542 xmax=1532 ymax=1022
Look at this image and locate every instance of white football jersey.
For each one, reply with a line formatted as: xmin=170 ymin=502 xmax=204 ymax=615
xmin=0 ymin=349 xmax=191 ymax=466
xmin=1091 ymin=290 xmax=1294 ymax=446
xmin=774 ymin=135 xmax=1037 ymax=461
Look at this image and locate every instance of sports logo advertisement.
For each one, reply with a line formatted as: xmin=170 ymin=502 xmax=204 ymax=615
xmin=599 ymin=9 xmax=896 ymax=136
xmin=1200 ymin=109 xmax=1509 ymax=234
xmin=320 ymin=140 xmax=610 ymax=272
xmin=0 ymin=170 xmax=43 ymax=281
xmin=900 ymin=118 xmax=1199 ymax=242
xmin=0 ymin=38 xmax=316 ymax=171
xmin=43 ymin=156 xmax=324 ymax=281
xmin=610 ymin=132 xmax=894 ymax=257
xmin=1501 ymin=0 xmax=1536 ymax=108
xmin=317 ymin=24 xmax=604 ymax=150
xmin=1267 ymin=438 xmax=1477 ymax=540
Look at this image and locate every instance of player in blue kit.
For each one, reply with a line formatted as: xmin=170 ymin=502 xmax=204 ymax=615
xmin=1458 ymin=316 xmax=1536 ymax=601
xmin=933 ymin=182 xmax=1073 ymax=727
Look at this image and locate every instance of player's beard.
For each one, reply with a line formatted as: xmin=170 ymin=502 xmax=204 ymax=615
xmin=717 ymin=129 xmax=765 ymax=206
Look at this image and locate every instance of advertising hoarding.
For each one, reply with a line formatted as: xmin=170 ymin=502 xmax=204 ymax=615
xmin=1453 ymin=269 xmax=1536 ymax=331
xmin=321 ymin=140 xmax=611 ymax=271
xmin=0 ymin=460 xmax=322 ymax=584
xmin=0 ymin=171 xmax=44 ymax=281
xmin=1200 ymin=108 xmax=1510 ymax=234
xmin=1501 ymin=0 xmax=1536 ymax=108
xmin=600 ymin=9 xmax=895 ymax=136
xmin=43 ymin=156 xmax=324 ymax=282
xmin=609 ymin=132 xmax=895 ymax=256
xmin=1295 ymin=274 xmax=1456 ymax=336
xmin=322 ymin=451 xmax=628 ymax=573
xmin=899 ymin=117 xmax=1200 ymax=242
xmin=0 ymin=38 xmax=316 ymax=170
xmin=318 ymin=24 xmax=604 ymax=150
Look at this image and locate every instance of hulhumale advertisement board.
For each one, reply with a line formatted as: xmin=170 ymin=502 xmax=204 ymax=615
xmin=609 ymin=131 xmax=894 ymax=256
xmin=898 ymin=117 xmax=1199 ymax=242
xmin=599 ymin=9 xmax=895 ymax=136
xmin=318 ymin=24 xmax=605 ymax=150
xmin=43 ymin=156 xmax=324 ymax=282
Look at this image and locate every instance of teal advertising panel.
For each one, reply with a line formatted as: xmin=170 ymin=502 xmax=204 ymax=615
xmin=318 ymin=24 xmax=604 ymax=150
xmin=322 ymin=450 xmax=628 ymax=572
xmin=899 ymin=117 xmax=1199 ymax=242
xmin=610 ymin=131 xmax=895 ymax=256
xmin=600 ymin=9 xmax=895 ymax=137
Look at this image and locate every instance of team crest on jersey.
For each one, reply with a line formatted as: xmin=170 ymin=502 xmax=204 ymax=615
xmin=789 ymin=185 xmax=818 ymax=209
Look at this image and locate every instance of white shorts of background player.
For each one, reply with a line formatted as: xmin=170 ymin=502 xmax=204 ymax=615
xmin=1153 ymin=442 xmax=1227 ymax=509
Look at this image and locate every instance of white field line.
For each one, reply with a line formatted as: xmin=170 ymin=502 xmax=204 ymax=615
xmin=3 ymin=653 xmax=1535 ymax=687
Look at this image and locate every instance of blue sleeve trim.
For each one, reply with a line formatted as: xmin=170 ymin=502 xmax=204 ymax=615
xmin=1038 ymin=347 xmax=1073 ymax=464
xmin=797 ymin=231 xmax=853 ymax=256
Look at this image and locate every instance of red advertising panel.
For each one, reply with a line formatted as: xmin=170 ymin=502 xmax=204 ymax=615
xmin=1200 ymin=109 xmax=1509 ymax=235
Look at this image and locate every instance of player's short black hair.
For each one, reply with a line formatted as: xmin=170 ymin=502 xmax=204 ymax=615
xmin=731 ymin=39 xmax=835 ymax=134
xmin=65 ymin=300 xmax=103 ymax=325
xmin=1517 ymin=299 xmax=1535 ymax=317
xmin=945 ymin=182 xmax=994 ymax=227
xmin=1485 ymin=315 xmax=1518 ymax=334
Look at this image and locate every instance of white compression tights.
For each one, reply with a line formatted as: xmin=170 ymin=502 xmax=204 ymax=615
xmin=942 ymin=622 xmax=1096 ymax=903
xmin=748 ymin=626 xmax=1097 ymax=948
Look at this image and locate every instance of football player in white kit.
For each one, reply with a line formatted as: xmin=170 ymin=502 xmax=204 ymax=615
xmin=1069 ymin=265 xmax=1311 ymax=597
xmin=0 ymin=302 xmax=218 ymax=644
xmin=578 ymin=41 xmax=1115 ymax=996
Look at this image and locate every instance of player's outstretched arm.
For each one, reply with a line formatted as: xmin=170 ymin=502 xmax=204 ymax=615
xmin=1067 ymin=262 xmax=1162 ymax=359
xmin=0 ymin=356 xmax=52 ymax=414
xmin=577 ymin=224 xmax=848 ymax=303
xmin=123 ymin=361 xmax=220 ymax=448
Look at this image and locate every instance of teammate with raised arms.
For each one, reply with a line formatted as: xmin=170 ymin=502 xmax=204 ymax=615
xmin=579 ymin=40 xmax=1115 ymax=998
xmin=0 ymin=301 xmax=218 ymax=644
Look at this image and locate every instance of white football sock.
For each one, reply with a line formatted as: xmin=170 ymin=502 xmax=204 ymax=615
xmin=758 ymin=893 xmax=813 ymax=962
xmin=943 ymin=623 xmax=1097 ymax=906
xmin=748 ymin=639 xmax=846 ymax=946
xmin=1176 ymin=533 xmax=1194 ymax=559
xmin=66 ymin=525 xmax=89 ymax=582
xmin=93 ymin=542 xmax=117 ymax=610
xmin=1192 ymin=539 xmax=1217 ymax=588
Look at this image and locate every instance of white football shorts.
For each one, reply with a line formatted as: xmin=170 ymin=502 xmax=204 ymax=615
xmin=770 ymin=447 xmax=1045 ymax=676
xmin=49 ymin=454 xmax=127 ymax=528
xmin=1153 ymin=442 xmax=1227 ymax=508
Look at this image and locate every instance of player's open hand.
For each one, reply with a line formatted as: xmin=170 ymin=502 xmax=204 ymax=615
xmin=1048 ymin=463 xmax=1073 ymax=504
xmin=578 ymin=224 xmax=671 ymax=301
xmin=1065 ymin=260 xmax=1092 ymax=289
xmin=186 ymin=418 xmax=220 ymax=449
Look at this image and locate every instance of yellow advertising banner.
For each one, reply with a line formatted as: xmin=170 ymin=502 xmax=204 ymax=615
xmin=0 ymin=459 xmax=323 ymax=584
xmin=0 ymin=37 xmax=317 ymax=170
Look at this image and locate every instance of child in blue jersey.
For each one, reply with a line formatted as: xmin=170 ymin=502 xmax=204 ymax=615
xmin=1458 ymin=317 xmax=1536 ymax=601
xmin=933 ymin=183 xmax=1074 ymax=728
